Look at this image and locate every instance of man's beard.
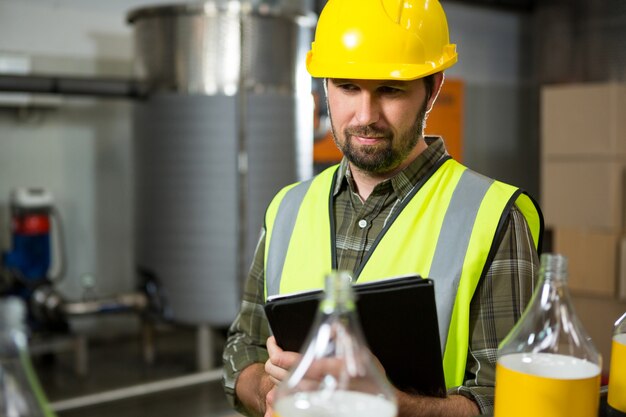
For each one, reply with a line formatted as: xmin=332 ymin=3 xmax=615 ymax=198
xmin=330 ymin=102 xmax=428 ymax=175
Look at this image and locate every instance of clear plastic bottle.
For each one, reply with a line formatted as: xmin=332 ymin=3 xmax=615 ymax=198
xmin=608 ymin=312 xmax=626 ymax=416
xmin=273 ymin=271 xmax=397 ymax=417
xmin=494 ymin=253 xmax=602 ymax=417
xmin=0 ymin=296 xmax=57 ymax=417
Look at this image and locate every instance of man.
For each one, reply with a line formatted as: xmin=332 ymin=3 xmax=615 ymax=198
xmin=223 ymin=0 xmax=543 ymax=416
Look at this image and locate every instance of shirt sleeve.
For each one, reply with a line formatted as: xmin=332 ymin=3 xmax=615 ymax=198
xmin=222 ymin=228 xmax=271 ymax=412
xmin=449 ymin=205 xmax=540 ymax=414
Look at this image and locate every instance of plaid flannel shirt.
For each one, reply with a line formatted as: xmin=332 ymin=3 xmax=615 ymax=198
xmin=222 ymin=137 xmax=539 ymax=415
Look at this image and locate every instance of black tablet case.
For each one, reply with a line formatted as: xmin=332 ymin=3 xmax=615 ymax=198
xmin=264 ymin=275 xmax=447 ymax=397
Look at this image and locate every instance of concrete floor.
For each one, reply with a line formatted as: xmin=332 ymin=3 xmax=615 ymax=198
xmin=33 ymin=324 xmax=242 ymax=417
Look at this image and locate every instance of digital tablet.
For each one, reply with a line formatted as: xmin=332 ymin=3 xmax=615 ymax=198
xmin=264 ymin=275 xmax=447 ymax=396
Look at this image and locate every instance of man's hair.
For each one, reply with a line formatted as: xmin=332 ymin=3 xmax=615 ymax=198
xmin=423 ymin=74 xmax=436 ymax=102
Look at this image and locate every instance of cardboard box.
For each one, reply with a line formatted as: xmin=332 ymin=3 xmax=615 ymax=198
xmin=541 ymin=83 xmax=626 ymax=158
xmin=541 ymin=158 xmax=625 ymax=231
xmin=552 ymin=228 xmax=621 ymax=297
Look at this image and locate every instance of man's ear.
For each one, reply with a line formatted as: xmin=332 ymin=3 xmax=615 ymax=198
xmin=426 ymin=72 xmax=445 ymax=114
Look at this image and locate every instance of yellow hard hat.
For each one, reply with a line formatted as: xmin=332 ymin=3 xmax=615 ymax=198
xmin=306 ymin=0 xmax=458 ymax=80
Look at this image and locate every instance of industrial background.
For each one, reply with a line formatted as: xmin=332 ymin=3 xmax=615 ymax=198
xmin=0 ymin=0 xmax=624 ymax=416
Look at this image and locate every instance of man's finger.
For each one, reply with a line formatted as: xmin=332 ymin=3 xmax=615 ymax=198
xmin=267 ymin=336 xmax=302 ymax=370
xmin=264 ymin=387 xmax=276 ymax=417
xmin=265 ymin=358 xmax=290 ymax=382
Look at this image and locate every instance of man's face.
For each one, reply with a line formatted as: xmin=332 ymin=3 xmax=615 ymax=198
xmin=327 ymin=78 xmax=430 ymax=175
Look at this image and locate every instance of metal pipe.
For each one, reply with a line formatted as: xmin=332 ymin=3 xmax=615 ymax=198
xmin=0 ymin=73 xmax=147 ymax=99
xmin=29 ymin=285 xmax=150 ymax=324
xmin=61 ymin=292 xmax=148 ymax=316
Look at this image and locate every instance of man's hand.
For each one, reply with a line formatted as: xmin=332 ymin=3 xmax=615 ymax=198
xmin=264 ymin=386 xmax=276 ymax=417
xmin=238 ymin=338 xmax=479 ymax=417
xmin=235 ymin=363 xmax=273 ymax=417
xmin=396 ymin=389 xmax=481 ymax=417
xmin=262 ymin=336 xmax=302 ymax=416
xmin=234 ymin=337 xmax=302 ymax=417
xmin=265 ymin=336 xmax=301 ymax=385
xmin=266 ymin=336 xmax=348 ymax=383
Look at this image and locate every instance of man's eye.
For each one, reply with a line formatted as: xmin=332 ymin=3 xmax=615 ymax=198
xmin=338 ymin=84 xmax=359 ymax=92
xmin=378 ymin=86 xmax=403 ymax=95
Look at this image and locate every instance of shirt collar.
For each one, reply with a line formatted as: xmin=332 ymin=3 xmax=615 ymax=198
xmin=333 ymin=136 xmax=448 ymax=200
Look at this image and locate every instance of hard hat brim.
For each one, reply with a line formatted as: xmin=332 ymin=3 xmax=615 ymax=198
xmin=306 ymin=49 xmax=458 ymax=81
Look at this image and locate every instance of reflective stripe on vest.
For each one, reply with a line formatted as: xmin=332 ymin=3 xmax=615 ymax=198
xmin=263 ymin=158 xmax=543 ymax=388
xmin=266 ymin=179 xmax=314 ymax=298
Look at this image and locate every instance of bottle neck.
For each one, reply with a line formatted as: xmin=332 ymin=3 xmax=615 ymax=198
xmin=539 ymin=253 xmax=568 ymax=285
xmin=321 ymin=271 xmax=356 ymax=314
xmin=0 ymin=298 xmax=28 ymax=353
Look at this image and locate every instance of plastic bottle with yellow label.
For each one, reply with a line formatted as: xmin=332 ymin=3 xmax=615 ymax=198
xmin=494 ymin=253 xmax=602 ymax=417
xmin=272 ymin=271 xmax=397 ymax=417
xmin=608 ymin=312 xmax=626 ymax=416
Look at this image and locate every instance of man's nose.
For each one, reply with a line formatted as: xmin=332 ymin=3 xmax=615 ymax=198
xmin=355 ymin=93 xmax=380 ymax=126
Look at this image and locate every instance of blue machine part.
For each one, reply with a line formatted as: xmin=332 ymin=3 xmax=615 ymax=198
xmin=2 ymin=233 xmax=51 ymax=282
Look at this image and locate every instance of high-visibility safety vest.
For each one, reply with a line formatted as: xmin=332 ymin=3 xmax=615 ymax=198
xmin=264 ymin=157 xmax=543 ymax=389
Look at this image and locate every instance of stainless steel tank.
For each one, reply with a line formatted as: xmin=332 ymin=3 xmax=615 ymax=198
xmin=128 ymin=1 xmax=314 ymax=326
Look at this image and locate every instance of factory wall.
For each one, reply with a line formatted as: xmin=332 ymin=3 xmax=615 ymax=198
xmin=0 ymin=0 xmax=532 ymax=333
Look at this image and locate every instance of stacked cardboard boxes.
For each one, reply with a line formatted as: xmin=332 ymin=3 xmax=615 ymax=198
xmin=541 ymin=82 xmax=626 ymax=299
xmin=541 ymin=83 xmax=626 ymax=372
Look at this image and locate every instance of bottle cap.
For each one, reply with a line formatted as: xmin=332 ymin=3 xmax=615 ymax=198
xmin=0 ymin=296 xmax=26 ymax=329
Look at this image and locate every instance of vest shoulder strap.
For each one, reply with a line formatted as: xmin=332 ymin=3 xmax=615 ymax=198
xmin=264 ymin=165 xmax=338 ymax=298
